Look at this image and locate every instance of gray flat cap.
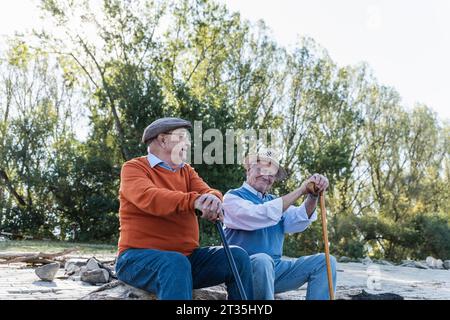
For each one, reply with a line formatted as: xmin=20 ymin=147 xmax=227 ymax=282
xmin=142 ymin=117 xmax=192 ymax=144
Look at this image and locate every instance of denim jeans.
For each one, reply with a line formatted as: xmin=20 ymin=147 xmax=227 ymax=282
xmin=250 ymin=252 xmax=337 ymax=300
xmin=115 ymin=246 xmax=254 ymax=300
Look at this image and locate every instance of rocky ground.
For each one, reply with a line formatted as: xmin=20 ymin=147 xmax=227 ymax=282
xmin=0 ymin=253 xmax=449 ymax=300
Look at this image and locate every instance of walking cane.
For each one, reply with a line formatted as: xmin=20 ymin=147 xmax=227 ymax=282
xmin=196 ymin=209 xmax=248 ymax=300
xmin=307 ymin=183 xmax=334 ymax=300
xmin=215 ymin=219 xmax=248 ymax=300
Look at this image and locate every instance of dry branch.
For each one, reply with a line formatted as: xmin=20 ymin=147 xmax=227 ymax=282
xmin=0 ymin=247 xmax=79 ymax=265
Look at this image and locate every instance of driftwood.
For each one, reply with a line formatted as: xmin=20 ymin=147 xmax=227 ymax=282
xmin=81 ymin=280 xmax=228 ymax=300
xmin=80 ymin=281 xmax=404 ymax=300
xmin=0 ymin=248 xmax=79 ymax=265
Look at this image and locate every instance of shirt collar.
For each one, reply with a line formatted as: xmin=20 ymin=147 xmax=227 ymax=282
xmin=147 ymin=153 xmax=185 ymax=171
xmin=242 ymin=182 xmax=266 ymax=200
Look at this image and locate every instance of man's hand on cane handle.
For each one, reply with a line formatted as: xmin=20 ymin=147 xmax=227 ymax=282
xmin=194 ymin=194 xmax=224 ymax=222
xmin=304 ymin=174 xmax=329 ymax=195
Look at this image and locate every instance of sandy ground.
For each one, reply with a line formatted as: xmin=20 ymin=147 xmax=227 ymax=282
xmin=278 ymin=262 xmax=450 ymax=300
xmin=1 ymin=257 xmax=449 ymax=300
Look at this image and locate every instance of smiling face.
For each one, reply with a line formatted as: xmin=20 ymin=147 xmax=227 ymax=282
xmin=165 ymin=128 xmax=191 ymax=164
xmin=246 ymin=159 xmax=279 ymax=194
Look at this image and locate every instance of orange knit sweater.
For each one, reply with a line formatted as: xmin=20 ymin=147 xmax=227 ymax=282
xmin=117 ymin=156 xmax=222 ymax=256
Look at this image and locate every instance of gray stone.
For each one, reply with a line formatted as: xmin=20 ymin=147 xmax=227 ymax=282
xmin=400 ymin=260 xmax=429 ymax=269
xmin=444 ymin=260 xmax=450 ymax=270
xmin=414 ymin=261 xmax=429 ymax=269
xmin=401 ymin=259 xmax=412 ymax=264
xmin=361 ymin=256 xmax=372 ymax=265
xmin=338 ymin=256 xmax=353 ymax=263
xmin=64 ymin=258 xmax=87 ymax=271
xmin=400 ymin=261 xmax=414 ymax=267
xmin=69 ymin=275 xmax=81 ymax=281
xmin=86 ymin=258 xmax=100 ymax=271
xmin=400 ymin=260 xmax=417 ymax=268
xmin=35 ymin=262 xmax=60 ymax=281
xmin=81 ymin=269 xmax=109 ymax=284
xmin=400 ymin=260 xmax=428 ymax=269
xmin=65 ymin=264 xmax=81 ymax=276
xmin=374 ymin=260 xmax=394 ymax=266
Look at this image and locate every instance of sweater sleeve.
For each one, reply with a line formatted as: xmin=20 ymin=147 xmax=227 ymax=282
xmin=120 ymin=161 xmax=201 ymax=216
xmin=187 ymin=165 xmax=223 ymax=201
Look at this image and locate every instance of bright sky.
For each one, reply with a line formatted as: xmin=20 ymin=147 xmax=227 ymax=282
xmin=220 ymin=0 xmax=450 ymax=121
xmin=1 ymin=0 xmax=449 ymax=121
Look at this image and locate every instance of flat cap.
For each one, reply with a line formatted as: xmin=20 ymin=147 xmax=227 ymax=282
xmin=142 ymin=117 xmax=192 ymax=144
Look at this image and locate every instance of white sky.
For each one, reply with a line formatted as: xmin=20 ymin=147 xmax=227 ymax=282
xmin=1 ymin=0 xmax=449 ymax=121
xmin=220 ymin=0 xmax=450 ymax=121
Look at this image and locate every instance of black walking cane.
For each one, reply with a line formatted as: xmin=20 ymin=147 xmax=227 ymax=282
xmin=196 ymin=209 xmax=248 ymax=300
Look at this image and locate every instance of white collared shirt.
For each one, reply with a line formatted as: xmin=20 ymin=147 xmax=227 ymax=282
xmin=223 ymin=182 xmax=317 ymax=233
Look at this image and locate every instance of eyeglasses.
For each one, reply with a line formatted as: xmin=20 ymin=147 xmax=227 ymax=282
xmin=163 ymin=132 xmax=190 ymax=142
xmin=250 ymin=165 xmax=278 ymax=178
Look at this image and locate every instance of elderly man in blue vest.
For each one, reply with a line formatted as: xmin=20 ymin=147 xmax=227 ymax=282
xmin=223 ymin=148 xmax=337 ymax=300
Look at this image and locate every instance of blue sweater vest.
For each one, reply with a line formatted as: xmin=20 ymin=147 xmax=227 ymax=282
xmin=224 ymin=186 xmax=285 ymax=260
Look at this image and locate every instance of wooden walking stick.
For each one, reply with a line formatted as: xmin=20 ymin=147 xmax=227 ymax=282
xmin=319 ymin=191 xmax=334 ymax=300
xmin=307 ymin=182 xmax=334 ymax=300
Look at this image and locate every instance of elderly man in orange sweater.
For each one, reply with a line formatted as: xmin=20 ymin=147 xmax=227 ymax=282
xmin=115 ymin=117 xmax=253 ymax=300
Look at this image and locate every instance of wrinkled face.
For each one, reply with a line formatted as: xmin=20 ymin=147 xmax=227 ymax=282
xmin=246 ymin=160 xmax=278 ymax=194
xmin=162 ymin=128 xmax=191 ymax=164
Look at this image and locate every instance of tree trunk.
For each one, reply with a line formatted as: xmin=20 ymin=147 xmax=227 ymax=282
xmin=0 ymin=169 xmax=26 ymax=206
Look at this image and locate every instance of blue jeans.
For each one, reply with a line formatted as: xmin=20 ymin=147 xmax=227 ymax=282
xmin=115 ymin=246 xmax=254 ymax=300
xmin=250 ymin=253 xmax=337 ymax=300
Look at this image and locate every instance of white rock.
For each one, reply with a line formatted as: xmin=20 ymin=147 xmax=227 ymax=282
xmin=426 ymin=256 xmax=436 ymax=268
xmin=426 ymin=256 xmax=443 ymax=269
xmin=35 ymin=262 xmax=60 ymax=281
xmin=361 ymin=256 xmax=372 ymax=265
xmin=338 ymin=256 xmax=353 ymax=263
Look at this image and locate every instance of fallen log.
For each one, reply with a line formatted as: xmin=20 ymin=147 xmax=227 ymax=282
xmin=81 ymin=280 xmax=228 ymax=300
xmin=81 ymin=281 xmax=399 ymax=300
xmin=0 ymin=248 xmax=79 ymax=265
